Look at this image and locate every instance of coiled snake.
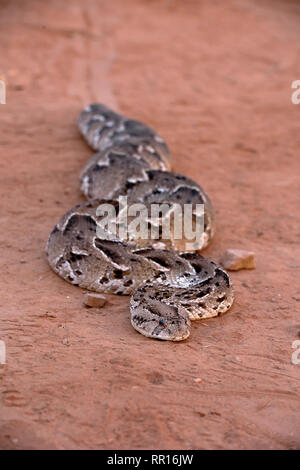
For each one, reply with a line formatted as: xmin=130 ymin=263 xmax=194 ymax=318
xmin=46 ymin=104 xmax=234 ymax=341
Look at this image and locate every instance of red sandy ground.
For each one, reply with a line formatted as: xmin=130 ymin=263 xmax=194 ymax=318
xmin=0 ymin=0 xmax=299 ymax=450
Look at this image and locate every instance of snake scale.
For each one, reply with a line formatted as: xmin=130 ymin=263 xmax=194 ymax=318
xmin=46 ymin=104 xmax=234 ymax=341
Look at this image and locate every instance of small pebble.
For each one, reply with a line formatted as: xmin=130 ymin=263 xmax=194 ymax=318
xmin=83 ymin=292 xmax=107 ymax=308
xmin=219 ymin=249 xmax=255 ymax=271
xmin=194 ymin=378 xmax=202 ymax=384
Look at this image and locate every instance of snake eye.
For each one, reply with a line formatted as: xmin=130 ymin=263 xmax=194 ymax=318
xmin=159 ymin=319 xmax=164 ymax=325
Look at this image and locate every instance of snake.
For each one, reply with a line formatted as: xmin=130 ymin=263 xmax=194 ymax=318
xmin=46 ymin=104 xmax=234 ymax=341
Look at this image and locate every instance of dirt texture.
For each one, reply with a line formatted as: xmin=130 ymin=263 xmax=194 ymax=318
xmin=0 ymin=0 xmax=299 ymax=450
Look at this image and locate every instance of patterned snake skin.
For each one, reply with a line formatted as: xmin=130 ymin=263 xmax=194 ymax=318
xmin=46 ymin=104 xmax=234 ymax=341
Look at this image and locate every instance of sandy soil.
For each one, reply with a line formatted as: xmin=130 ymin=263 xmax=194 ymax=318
xmin=0 ymin=0 xmax=299 ymax=450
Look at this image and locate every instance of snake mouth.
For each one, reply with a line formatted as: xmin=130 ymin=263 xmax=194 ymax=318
xmin=132 ymin=326 xmax=191 ymax=342
xmin=130 ymin=315 xmax=191 ymax=342
xmin=170 ymin=330 xmax=190 ymax=342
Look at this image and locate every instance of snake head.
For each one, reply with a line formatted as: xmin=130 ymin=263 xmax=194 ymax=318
xmin=130 ymin=290 xmax=191 ymax=341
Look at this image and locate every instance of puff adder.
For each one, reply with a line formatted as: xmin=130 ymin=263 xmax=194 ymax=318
xmin=46 ymin=104 xmax=234 ymax=341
